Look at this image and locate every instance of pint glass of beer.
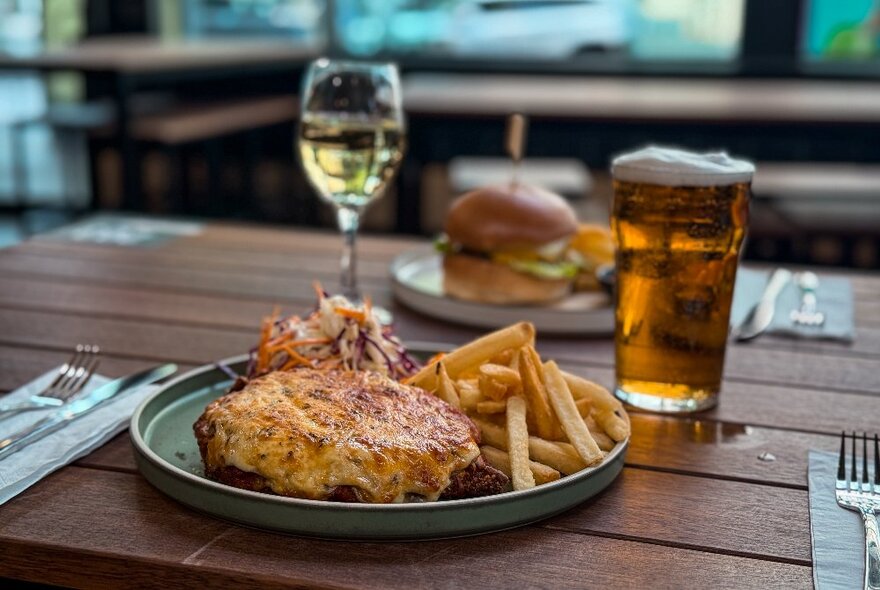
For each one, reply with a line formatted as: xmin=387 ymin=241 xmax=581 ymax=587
xmin=610 ymin=147 xmax=754 ymax=412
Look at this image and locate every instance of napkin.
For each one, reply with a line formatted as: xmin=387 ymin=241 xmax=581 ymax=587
xmin=731 ymin=268 xmax=854 ymax=342
xmin=808 ymin=450 xmax=871 ymax=589
xmin=45 ymin=213 xmax=203 ymax=247
xmin=0 ymin=369 xmax=158 ymax=505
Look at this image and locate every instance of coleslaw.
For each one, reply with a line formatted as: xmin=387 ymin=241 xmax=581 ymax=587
xmin=247 ymin=285 xmax=421 ymax=381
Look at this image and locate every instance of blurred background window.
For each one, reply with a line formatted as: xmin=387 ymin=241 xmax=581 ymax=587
xmin=632 ymin=0 xmax=745 ymax=60
xmin=803 ymin=0 xmax=880 ymax=61
xmin=181 ymin=0 xmax=327 ymax=44
xmin=0 ymin=0 xmax=43 ymax=56
xmin=333 ymin=0 xmax=746 ymax=62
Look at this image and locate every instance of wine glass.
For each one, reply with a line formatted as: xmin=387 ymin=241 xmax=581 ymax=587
xmin=297 ymin=58 xmax=406 ymax=306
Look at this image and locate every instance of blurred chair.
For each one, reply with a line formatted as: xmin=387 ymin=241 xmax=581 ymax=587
xmin=124 ymin=95 xmax=302 ymax=219
xmin=7 ymin=91 xmax=178 ymax=228
xmin=749 ymin=163 xmax=880 ymax=269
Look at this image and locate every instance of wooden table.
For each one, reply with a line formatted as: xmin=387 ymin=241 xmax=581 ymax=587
xmin=1 ymin=217 xmax=878 ymax=588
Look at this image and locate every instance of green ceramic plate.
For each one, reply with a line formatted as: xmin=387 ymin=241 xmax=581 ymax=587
xmin=130 ymin=353 xmax=628 ymax=540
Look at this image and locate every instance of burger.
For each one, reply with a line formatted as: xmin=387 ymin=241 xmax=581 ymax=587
xmin=438 ymin=183 xmax=580 ymax=305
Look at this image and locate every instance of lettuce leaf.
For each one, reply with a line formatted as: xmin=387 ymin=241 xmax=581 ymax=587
xmin=434 ymin=234 xmax=453 ymax=254
xmin=505 ymin=258 xmax=579 ymax=280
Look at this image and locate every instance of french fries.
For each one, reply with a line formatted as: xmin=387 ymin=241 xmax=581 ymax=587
xmin=595 ymin=409 xmax=629 ymax=443
xmin=489 ymin=348 xmax=514 ymax=366
xmin=563 ymin=371 xmax=622 ymax=413
xmin=436 ymin=363 xmax=460 ymax=409
xmin=480 ymin=363 xmax=521 ymax=389
xmin=456 ymin=379 xmax=481 ymax=410
xmin=508 ymin=350 xmax=521 ymax=373
xmin=472 ymin=418 xmax=587 ymax=475
xmin=406 ymin=322 xmax=535 ymax=391
xmin=472 ymin=418 xmax=507 ymax=449
xmin=527 ymin=438 xmax=587 ymax=475
xmin=584 ymin=413 xmax=616 ymax=452
xmin=518 ymin=348 xmax=560 ymax=441
xmin=414 ymin=322 xmax=630 ymax=491
xmin=543 ymin=361 xmax=604 ymax=466
xmin=476 ymin=400 xmax=507 ymax=414
xmin=505 ymin=397 xmax=535 ymax=490
xmin=480 ymin=446 xmax=560 ymax=485
xmin=526 ymin=346 xmax=546 ymax=384
xmin=478 ymin=374 xmax=509 ymax=401
xmin=563 ymin=371 xmax=631 ymax=442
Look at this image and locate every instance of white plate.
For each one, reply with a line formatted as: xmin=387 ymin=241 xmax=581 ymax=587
xmin=391 ymin=248 xmax=614 ymax=335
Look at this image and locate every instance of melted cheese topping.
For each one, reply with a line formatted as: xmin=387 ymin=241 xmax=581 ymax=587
xmin=200 ymin=370 xmax=480 ymax=503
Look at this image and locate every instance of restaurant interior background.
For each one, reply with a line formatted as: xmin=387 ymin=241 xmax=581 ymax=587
xmin=1 ymin=0 xmax=878 ymax=270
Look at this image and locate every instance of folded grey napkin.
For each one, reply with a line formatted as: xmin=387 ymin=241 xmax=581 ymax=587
xmin=731 ymin=268 xmax=854 ymax=342
xmin=809 ymin=450 xmax=870 ymax=589
xmin=0 ymin=369 xmax=158 ymax=505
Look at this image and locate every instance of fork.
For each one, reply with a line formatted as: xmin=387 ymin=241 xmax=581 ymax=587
xmin=0 ymin=345 xmax=101 ymax=417
xmin=836 ymin=431 xmax=880 ymax=590
xmin=790 ymin=271 xmax=826 ymax=327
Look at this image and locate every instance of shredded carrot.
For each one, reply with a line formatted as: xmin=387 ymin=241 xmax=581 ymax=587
xmin=335 ymin=307 xmax=366 ymax=323
xmin=313 ymin=281 xmax=326 ymax=300
xmin=283 ymin=345 xmax=313 ymax=367
xmin=262 ymin=345 xmax=287 ymax=358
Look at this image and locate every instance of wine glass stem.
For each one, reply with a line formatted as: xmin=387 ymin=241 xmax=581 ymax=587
xmin=337 ymin=206 xmax=361 ymax=301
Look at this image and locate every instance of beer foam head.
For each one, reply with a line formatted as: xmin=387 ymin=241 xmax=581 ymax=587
xmin=612 ymin=146 xmax=754 ymax=187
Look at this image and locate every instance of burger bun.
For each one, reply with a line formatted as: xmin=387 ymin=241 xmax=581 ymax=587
xmin=443 ymin=253 xmax=572 ymax=305
xmin=445 ymin=183 xmax=578 ymax=252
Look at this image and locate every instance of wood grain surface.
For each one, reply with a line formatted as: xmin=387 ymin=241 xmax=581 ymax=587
xmin=0 ymin=218 xmax=877 ymax=589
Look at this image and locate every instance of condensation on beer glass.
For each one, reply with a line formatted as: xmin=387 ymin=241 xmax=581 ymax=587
xmin=610 ymin=146 xmax=754 ymax=413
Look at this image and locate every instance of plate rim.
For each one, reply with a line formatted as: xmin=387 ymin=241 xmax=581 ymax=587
xmin=130 ymin=352 xmax=629 ymax=513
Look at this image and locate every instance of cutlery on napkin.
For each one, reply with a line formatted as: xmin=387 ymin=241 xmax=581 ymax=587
xmin=0 ymin=364 xmax=176 ymax=460
xmin=810 ymin=450 xmax=876 ymax=589
xmin=731 ymin=268 xmax=854 ymax=342
xmin=0 ymin=366 xmax=173 ymax=505
xmin=733 ymin=268 xmax=792 ymax=341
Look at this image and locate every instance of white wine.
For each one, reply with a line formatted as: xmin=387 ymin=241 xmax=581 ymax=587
xmin=299 ymin=115 xmax=406 ymax=209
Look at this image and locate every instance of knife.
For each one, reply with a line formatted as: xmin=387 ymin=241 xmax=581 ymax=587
xmin=733 ymin=268 xmax=792 ymax=342
xmin=0 ymin=363 xmax=177 ymax=460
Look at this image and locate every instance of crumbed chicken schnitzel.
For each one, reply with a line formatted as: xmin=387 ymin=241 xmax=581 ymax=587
xmin=194 ymin=369 xmax=509 ymax=503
